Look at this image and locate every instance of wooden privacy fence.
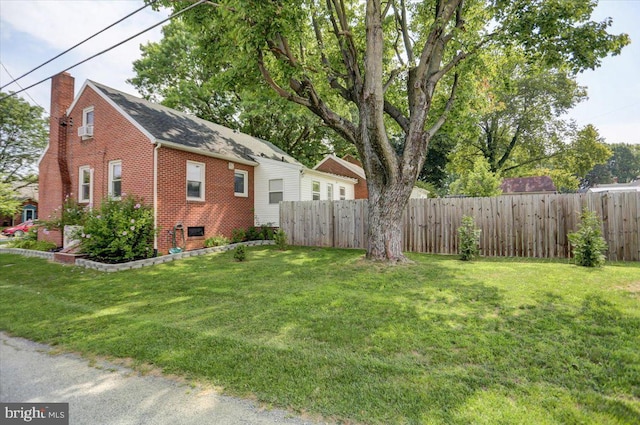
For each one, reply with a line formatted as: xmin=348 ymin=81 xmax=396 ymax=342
xmin=280 ymin=192 xmax=640 ymax=261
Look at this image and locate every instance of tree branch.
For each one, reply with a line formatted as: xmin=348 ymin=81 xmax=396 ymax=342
xmin=426 ymin=72 xmax=459 ymax=139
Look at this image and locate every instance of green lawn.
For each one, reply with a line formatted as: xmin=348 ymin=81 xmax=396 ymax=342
xmin=1 ymin=247 xmax=639 ymax=424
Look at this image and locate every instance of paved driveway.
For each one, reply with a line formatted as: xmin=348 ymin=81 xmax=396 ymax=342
xmin=0 ymin=333 xmax=328 ymax=425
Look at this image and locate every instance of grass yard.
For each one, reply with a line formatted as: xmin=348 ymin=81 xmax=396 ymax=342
xmin=1 ymin=247 xmax=639 ymax=424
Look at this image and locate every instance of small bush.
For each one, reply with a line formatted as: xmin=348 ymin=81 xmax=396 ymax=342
xmin=457 ymin=215 xmax=481 ymax=261
xmin=204 ymin=235 xmax=230 ymax=247
xmin=274 ymin=229 xmax=287 ymax=250
xmin=233 ymin=244 xmax=246 ymax=261
xmin=568 ymin=209 xmax=608 ymax=267
xmin=260 ymin=224 xmax=274 ymax=240
xmin=8 ymin=228 xmax=57 ymax=251
xmin=231 ymin=228 xmax=246 ymax=243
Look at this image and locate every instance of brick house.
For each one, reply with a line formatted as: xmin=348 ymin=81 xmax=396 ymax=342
xmin=0 ymin=183 xmax=38 ymax=227
xmin=38 ymin=73 xmax=356 ymax=254
xmin=500 ymin=176 xmax=557 ymax=195
xmin=314 ymin=154 xmax=369 ymax=199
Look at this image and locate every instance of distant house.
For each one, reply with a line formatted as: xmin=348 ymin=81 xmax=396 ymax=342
xmin=313 ymin=153 xmax=430 ymax=199
xmin=314 ymin=154 xmax=368 ymax=199
xmin=38 ymin=73 xmax=357 ymax=253
xmin=587 ymin=179 xmax=640 ymax=193
xmin=0 ymin=183 xmax=38 ymax=227
xmin=500 ymin=176 xmax=556 ymax=195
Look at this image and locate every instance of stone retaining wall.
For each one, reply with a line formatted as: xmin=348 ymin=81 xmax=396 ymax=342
xmin=0 ymin=240 xmax=275 ymax=273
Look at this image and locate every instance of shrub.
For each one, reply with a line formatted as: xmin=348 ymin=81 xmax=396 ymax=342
xmin=246 ymin=226 xmax=262 ymax=241
xmin=40 ymin=196 xmax=88 ymax=230
xmin=233 ymin=244 xmax=246 ymax=261
xmin=78 ymin=195 xmax=155 ymax=263
xmin=260 ymin=224 xmax=274 ymax=240
xmin=204 ymin=235 xmax=230 ymax=247
xmin=568 ymin=209 xmax=608 ymax=267
xmin=8 ymin=227 xmax=57 ymax=251
xmin=457 ymin=215 xmax=481 ymax=261
xmin=274 ymin=229 xmax=287 ymax=250
xmin=231 ymin=228 xmax=246 ymax=243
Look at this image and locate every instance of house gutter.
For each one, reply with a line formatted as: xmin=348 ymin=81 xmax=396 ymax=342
xmin=153 ymin=143 xmax=160 ymax=251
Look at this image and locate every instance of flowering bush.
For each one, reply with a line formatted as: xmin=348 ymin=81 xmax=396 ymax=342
xmin=78 ymin=196 xmax=155 ymax=263
xmin=40 ymin=195 xmax=89 ymax=230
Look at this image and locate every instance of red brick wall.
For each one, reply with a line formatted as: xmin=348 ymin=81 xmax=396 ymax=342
xmin=66 ymin=87 xmax=155 ymax=206
xmin=156 ymin=148 xmax=254 ymax=253
xmin=40 ymin=75 xmax=256 ymax=254
xmin=315 ymin=158 xmax=368 ymax=199
xmin=38 ymin=73 xmax=75 ymax=246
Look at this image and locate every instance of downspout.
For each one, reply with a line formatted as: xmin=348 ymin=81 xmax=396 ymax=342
xmin=154 ymin=142 xmax=161 ymax=251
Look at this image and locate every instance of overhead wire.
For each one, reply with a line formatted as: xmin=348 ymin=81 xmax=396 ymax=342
xmin=0 ymin=62 xmax=44 ymax=108
xmin=0 ymin=0 xmax=206 ymax=103
xmin=0 ymin=0 xmax=158 ymax=90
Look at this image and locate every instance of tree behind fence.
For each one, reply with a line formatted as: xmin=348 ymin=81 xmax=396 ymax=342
xmin=280 ymin=192 xmax=640 ymax=261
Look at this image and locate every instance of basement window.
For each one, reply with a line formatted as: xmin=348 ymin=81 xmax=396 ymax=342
xmin=187 ymin=226 xmax=205 ymax=237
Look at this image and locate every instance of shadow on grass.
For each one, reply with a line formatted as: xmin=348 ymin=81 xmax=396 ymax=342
xmin=1 ymin=249 xmax=639 ymax=424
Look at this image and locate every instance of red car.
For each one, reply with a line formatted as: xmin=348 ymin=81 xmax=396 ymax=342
xmin=1 ymin=221 xmax=35 ymax=237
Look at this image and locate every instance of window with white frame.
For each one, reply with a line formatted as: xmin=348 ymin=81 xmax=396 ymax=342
xmin=79 ymin=166 xmax=92 ymax=204
xmin=234 ymin=170 xmax=248 ymax=197
xmin=312 ymin=181 xmax=321 ymax=200
xmin=269 ymin=179 xmax=283 ymax=204
xmin=79 ymin=106 xmax=95 ymax=139
xmin=339 ymin=186 xmax=346 ymax=200
xmin=186 ymin=161 xmax=205 ymax=201
xmin=327 ymin=183 xmax=334 ymax=201
xmin=82 ymin=107 xmax=94 ymax=127
xmin=108 ymin=160 xmax=122 ymax=199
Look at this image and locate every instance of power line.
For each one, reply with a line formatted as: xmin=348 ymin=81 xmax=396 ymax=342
xmin=0 ymin=0 xmax=206 ymax=103
xmin=0 ymin=61 xmax=44 ymax=109
xmin=0 ymin=0 xmax=158 ymax=91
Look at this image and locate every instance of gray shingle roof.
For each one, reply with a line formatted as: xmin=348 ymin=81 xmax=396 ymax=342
xmin=90 ymin=81 xmax=300 ymax=165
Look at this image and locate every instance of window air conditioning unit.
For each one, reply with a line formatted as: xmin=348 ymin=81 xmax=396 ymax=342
xmin=78 ymin=125 xmax=94 ymax=137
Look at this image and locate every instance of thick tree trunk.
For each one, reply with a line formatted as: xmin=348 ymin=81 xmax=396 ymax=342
xmin=365 ymin=178 xmax=414 ymax=263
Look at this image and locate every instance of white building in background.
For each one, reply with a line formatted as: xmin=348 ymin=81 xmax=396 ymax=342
xmin=252 ymin=156 xmax=357 ymax=226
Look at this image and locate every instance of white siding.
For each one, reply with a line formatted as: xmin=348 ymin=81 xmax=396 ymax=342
xmin=253 ymin=157 xmax=302 ymax=226
xmin=300 ymin=171 xmax=355 ymax=201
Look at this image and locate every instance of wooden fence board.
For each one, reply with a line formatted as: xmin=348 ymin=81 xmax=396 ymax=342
xmin=280 ymin=192 xmax=640 ymax=261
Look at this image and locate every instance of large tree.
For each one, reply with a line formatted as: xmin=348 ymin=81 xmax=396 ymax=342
xmin=0 ymin=92 xmax=48 ymax=185
xmin=450 ymin=47 xmax=586 ymax=174
xmin=159 ymin=0 xmax=628 ymax=262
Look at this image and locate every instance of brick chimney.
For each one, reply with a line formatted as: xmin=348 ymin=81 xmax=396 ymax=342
xmin=38 ymin=73 xmax=75 ymax=246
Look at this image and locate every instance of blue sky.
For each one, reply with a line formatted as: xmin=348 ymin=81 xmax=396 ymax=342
xmin=1 ymin=0 xmax=638 ymax=145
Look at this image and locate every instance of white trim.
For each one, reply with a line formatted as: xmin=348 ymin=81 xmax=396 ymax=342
xmin=234 ymin=170 xmax=249 ymax=197
xmin=313 ymin=154 xmax=366 ymax=180
xmin=251 ymin=155 xmax=302 ymax=170
xmin=68 ymin=81 xmax=156 ymax=142
xmin=78 ymin=165 xmax=93 ymax=204
xmin=82 ymin=106 xmax=94 ymax=126
xmin=312 ymin=180 xmax=321 ymax=200
xmin=153 ymin=144 xmax=159 ymax=250
xmin=108 ymin=160 xmax=122 ymax=199
xmin=186 ymin=160 xmax=205 ymax=201
xmin=268 ymin=178 xmax=284 ymax=204
xmin=304 ymin=167 xmax=358 ymax=184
